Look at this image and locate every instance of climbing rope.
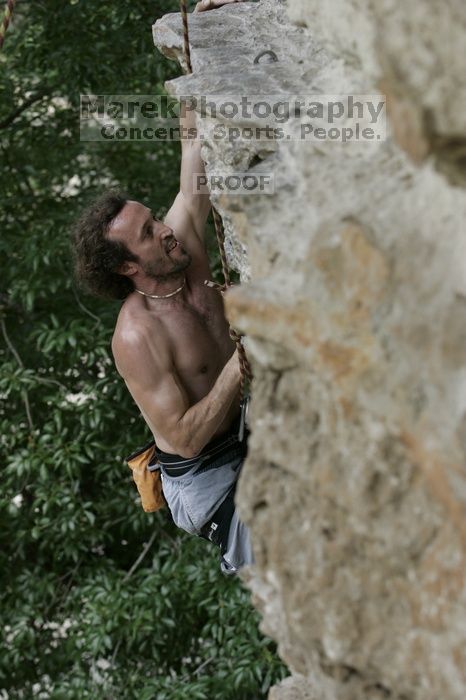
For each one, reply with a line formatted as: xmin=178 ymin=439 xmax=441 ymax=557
xmin=179 ymin=1 xmax=253 ymax=400
xmin=211 ymin=206 xmax=231 ymax=288
xmin=0 ymin=0 xmax=16 ymax=51
xmin=211 ymin=210 xmax=253 ymax=397
xmin=180 ymin=0 xmax=193 ymax=74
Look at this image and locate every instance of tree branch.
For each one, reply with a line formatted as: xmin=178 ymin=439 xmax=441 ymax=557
xmin=0 ymin=89 xmax=49 ymax=130
xmin=123 ymin=531 xmax=157 ymax=582
xmin=1 ymin=317 xmax=34 ymax=431
xmin=72 ymin=285 xmax=102 ymax=325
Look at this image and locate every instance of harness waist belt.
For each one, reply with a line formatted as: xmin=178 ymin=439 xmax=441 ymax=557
xmin=160 ymin=434 xmax=247 ymax=477
xmin=153 ymin=414 xmax=247 ymax=477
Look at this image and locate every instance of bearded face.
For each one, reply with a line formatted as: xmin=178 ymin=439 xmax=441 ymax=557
xmin=140 ymin=239 xmax=192 ymax=282
xmin=107 ymin=200 xmax=193 ymax=285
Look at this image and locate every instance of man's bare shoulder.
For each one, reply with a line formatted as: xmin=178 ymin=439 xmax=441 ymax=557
xmin=111 ymin=295 xmax=170 ymax=379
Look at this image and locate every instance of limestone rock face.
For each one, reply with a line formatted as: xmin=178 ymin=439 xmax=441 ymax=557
xmin=153 ymin=2 xmax=466 ymax=699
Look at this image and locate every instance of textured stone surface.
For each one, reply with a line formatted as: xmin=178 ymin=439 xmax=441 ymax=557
xmin=290 ymin=0 xmax=466 ymax=186
xmin=154 ymin=2 xmax=466 ymax=699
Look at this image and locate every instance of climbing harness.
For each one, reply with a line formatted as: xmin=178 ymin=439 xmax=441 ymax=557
xmin=0 ymin=0 xmax=16 ymax=51
xmin=151 ymin=417 xmax=246 ymax=475
xmin=179 ymin=0 xmax=253 ymax=405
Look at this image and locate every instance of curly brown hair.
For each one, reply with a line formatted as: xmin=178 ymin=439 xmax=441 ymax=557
xmin=72 ymin=191 xmax=138 ymax=300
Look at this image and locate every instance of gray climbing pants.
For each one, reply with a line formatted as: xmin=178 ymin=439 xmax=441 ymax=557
xmin=160 ymin=442 xmax=254 ymax=575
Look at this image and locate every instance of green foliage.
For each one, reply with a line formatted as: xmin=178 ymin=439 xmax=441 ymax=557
xmin=0 ymin=1 xmax=287 ymax=697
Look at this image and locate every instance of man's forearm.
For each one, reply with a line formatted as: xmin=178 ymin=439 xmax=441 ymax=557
xmin=179 ymin=99 xmax=210 ymax=213
xmin=180 ymin=99 xmax=203 ymax=160
xmin=177 ymin=352 xmax=241 ymax=457
xmin=180 ymin=98 xmax=198 ymax=142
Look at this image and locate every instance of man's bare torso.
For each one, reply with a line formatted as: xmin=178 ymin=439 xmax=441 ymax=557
xmin=113 ymin=253 xmax=240 ymax=454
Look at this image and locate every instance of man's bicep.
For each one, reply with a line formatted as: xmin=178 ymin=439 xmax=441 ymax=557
xmin=164 ymin=193 xmax=212 ymax=280
xmin=125 ymin=363 xmax=191 ymax=450
xmin=165 ymin=188 xmax=210 ymax=247
xmin=114 ymin=335 xmax=191 ymax=452
xmin=165 ymin=191 xmax=209 ymax=245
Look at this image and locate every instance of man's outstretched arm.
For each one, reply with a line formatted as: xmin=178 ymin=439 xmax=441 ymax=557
xmin=164 ymin=100 xmax=211 ymax=244
xmin=164 ymin=0 xmax=246 ymax=244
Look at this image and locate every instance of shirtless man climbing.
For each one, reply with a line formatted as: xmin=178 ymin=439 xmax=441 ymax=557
xmin=73 ymin=0 xmax=253 ymax=574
